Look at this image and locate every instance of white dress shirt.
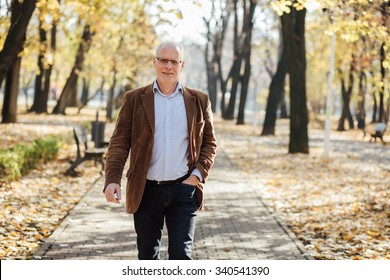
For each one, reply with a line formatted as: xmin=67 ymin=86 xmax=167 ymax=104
xmin=147 ymin=81 xmax=202 ymax=181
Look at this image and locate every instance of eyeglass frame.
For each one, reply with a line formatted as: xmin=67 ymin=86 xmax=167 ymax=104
xmin=155 ymin=57 xmax=183 ymax=66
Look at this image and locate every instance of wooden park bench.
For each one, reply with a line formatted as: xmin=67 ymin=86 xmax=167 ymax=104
xmin=65 ymin=126 xmax=107 ymax=176
xmin=362 ymin=122 xmax=387 ymax=144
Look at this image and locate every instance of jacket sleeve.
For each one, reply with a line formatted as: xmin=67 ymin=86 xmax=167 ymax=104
xmin=194 ymin=95 xmax=217 ymax=183
xmin=103 ymin=92 xmax=133 ymax=192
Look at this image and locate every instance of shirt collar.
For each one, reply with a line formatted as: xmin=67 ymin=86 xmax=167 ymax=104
xmin=153 ymin=81 xmax=183 ymax=97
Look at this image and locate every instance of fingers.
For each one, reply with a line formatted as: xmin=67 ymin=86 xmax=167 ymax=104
xmin=182 ymin=175 xmax=200 ymax=186
xmin=104 ymin=184 xmax=121 ymax=204
xmin=116 ymin=189 xmax=122 ymax=200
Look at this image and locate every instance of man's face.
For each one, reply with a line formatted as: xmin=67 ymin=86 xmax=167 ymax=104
xmin=153 ymin=45 xmax=184 ymax=85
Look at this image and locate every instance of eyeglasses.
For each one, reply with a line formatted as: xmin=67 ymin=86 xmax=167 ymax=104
xmin=155 ymin=57 xmax=182 ymax=66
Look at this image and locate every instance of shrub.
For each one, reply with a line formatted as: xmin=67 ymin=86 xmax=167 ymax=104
xmin=0 ymin=135 xmax=64 ymax=183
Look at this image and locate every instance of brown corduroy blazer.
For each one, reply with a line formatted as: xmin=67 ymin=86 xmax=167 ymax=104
xmin=103 ymin=83 xmax=217 ymax=214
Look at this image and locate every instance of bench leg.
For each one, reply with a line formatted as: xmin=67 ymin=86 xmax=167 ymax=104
xmin=95 ymin=157 xmax=105 ymax=174
xmin=65 ymin=154 xmax=105 ymax=176
xmin=65 ymin=157 xmax=85 ymax=176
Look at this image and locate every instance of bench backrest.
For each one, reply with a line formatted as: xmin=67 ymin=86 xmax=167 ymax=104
xmin=73 ymin=126 xmax=89 ymax=156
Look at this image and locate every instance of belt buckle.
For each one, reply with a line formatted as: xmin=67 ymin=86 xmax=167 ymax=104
xmin=156 ymin=181 xmax=162 ymax=185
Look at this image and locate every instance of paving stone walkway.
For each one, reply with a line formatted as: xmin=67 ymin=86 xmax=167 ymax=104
xmin=35 ymin=148 xmax=310 ymax=260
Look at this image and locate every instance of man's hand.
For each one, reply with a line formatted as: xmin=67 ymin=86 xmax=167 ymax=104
xmin=182 ymin=175 xmax=200 ymax=187
xmin=104 ymin=183 xmax=122 ymax=203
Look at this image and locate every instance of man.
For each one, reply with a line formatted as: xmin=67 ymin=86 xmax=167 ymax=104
xmin=103 ymin=42 xmax=217 ymax=260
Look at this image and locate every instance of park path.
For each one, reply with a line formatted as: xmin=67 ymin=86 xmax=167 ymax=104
xmin=34 ymin=138 xmax=310 ymax=260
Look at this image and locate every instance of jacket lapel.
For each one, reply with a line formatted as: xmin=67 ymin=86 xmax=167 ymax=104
xmin=183 ymin=87 xmax=196 ymax=164
xmin=141 ymin=83 xmax=155 ymax=132
xmin=183 ymin=87 xmax=196 ymax=135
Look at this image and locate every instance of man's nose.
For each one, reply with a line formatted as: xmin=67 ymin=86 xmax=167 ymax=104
xmin=165 ymin=61 xmax=173 ymax=68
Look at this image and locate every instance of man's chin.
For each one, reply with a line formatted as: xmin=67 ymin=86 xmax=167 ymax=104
xmin=160 ymin=76 xmax=177 ymax=83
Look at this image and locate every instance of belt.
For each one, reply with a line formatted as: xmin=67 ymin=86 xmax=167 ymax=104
xmin=146 ymin=173 xmax=190 ymax=186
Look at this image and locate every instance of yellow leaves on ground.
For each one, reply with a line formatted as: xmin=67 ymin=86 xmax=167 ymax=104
xmin=366 ymin=230 xmax=381 ymax=238
xmin=0 ymin=159 xmax=102 ymax=259
xmin=343 ymin=233 xmax=355 ymax=241
xmin=216 ymin=117 xmax=389 ymax=260
xmin=0 ymin=110 xmax=108 ymax=260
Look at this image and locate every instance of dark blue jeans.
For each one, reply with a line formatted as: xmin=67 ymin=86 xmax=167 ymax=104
xmin=133 ymin=181 xmax=197 ymax=260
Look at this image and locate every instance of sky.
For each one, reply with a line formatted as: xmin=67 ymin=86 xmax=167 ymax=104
xmin=153 ymin=1 xmax=210 ymax=43
xmin=153 ymin=0 xmax=321 ymax=43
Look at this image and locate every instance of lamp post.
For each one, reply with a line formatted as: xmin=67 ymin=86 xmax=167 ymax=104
xmin=323 ymin=16 xmax=335 ymax=157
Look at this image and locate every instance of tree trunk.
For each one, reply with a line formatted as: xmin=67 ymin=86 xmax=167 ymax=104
xmin=337 ymin=61 xmax=355 ymax=131
xmin=261 ymin=47 xmax=286 ymax=135
xmin=378 ymin=2 xmax=389 ymax=123
xmin=40 ymin=0 xmax=61 ymax=113
xmin=208 ymin=60 xmax=218 ymax=113
xmin=77 ymin=78 xmax=105 ymax=114
xmin=67 ymin=77 xmax=79 ymax=107
xmin=279 ymin=91 xmax=288 ymax=118
xmin=80 ymin=77 xmax=90 ymax=106
xmin=40 ymin=63 xmax=52 ymax=113
xmin=337 ymin=78 xmax=348 ymax=131
xmin=281 ymin=7 xmax=309 ymax=154
xmin=1 ymin=0 xmax=36 ymax=123
xmin=39 ymin=11 xmax=59 ymax=114
xmin=372 ymin=92 xmax=378 ymax=123
xmin=218 ymin=60 xmax=228 ymax=116
xmin=215 ymin=3 xmax=231 ymax=117
xmin=224 ymin=0 xmax=242 ymax=120
xmin=356 ymin=70 xmax=366 ymax=129
xmin=116 ymin=81 xmax=133 ymax=109
xmin=1 ymin=57 xmax=21 ymax=123
xmin=106 ymin=68 xmax=117 ymax=122
xmin=236 ymin=0 xmax=256 ymax=125
xmin=387 ymin=97 xmax=390 ymax=123
xmin=204 ymin=19 xmax=218 ymax=113
xmin=0 ymin=0 xmax=37 ymax=88
xmin=30 ymin=20 xmax=46 ymax=113
xmin=203 ymin=0 xmax=231 ymax=116
xmin=378 ymin=42 xmax=386 ymax=123
xmin=337 ymin=89 xmax=350 ymax=131
xmin=52 ymin=24 xmax=93 ymax=114
xmin=236 ymin=53 xmax=250 ymax=125
xmin=224 ymin=58 xmax=242 ymax=119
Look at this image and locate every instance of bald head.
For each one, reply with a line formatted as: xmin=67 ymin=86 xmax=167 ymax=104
xmin=156 ymin=42 xmax=184 ymax=60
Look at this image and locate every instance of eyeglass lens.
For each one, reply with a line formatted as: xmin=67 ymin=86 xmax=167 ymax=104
xmin=156 ymin=57 xmax=181 ymax=65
